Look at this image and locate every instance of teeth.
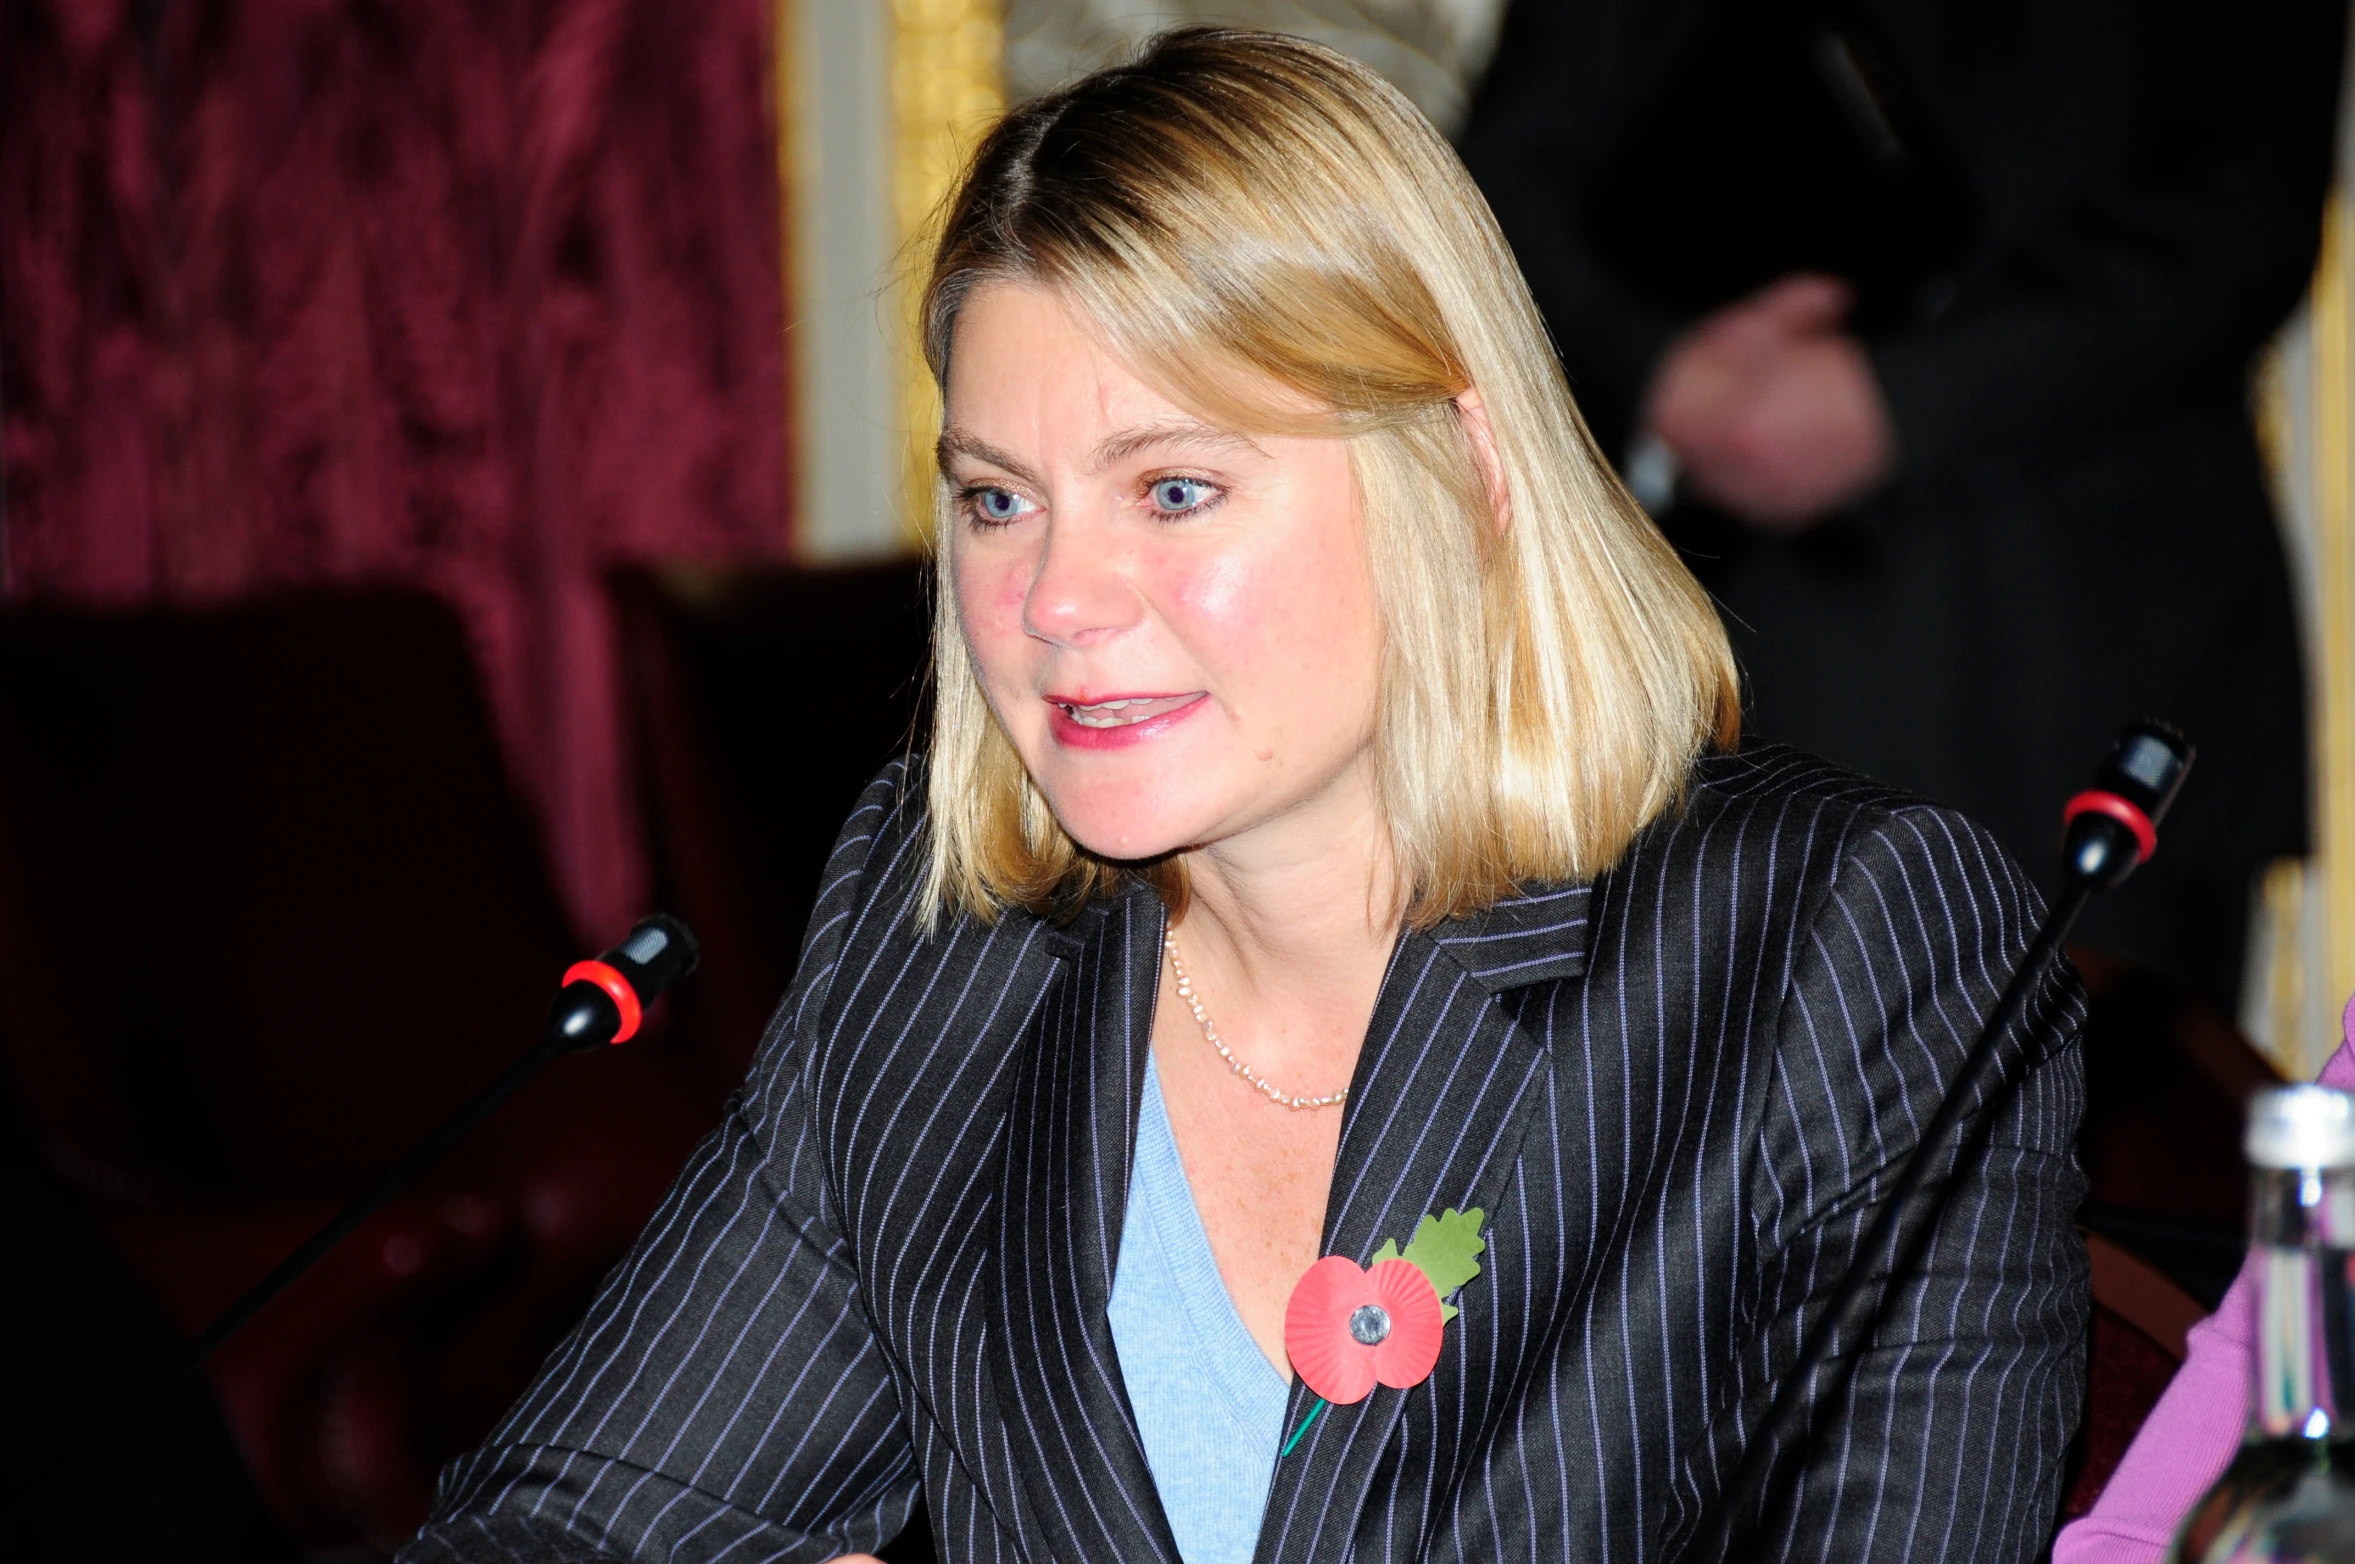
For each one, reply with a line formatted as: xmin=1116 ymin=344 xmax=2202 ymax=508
xmin=1061 ymin=696 xmax=1176 ymax=728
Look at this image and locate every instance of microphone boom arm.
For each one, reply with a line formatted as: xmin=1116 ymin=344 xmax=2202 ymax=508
xmin=177 ymin=1022 xmax=583 ymax=1376
xmin=1684 ymin=724 xmax=2192 ymax=1562
xmin=46 ymin=912 xmax=699 ymax=1486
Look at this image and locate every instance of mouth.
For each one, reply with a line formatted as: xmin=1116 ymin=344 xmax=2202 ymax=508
xmin=1045 ymin=692 xmax=1204 ymax=730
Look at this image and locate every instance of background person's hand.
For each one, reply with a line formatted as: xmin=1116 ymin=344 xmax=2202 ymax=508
xmin=1642 ymin=273 xmax=1896 ymax=531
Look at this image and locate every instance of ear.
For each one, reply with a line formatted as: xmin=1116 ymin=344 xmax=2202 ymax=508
xmin=1452 ymin=385 xmax=1512 ymax=535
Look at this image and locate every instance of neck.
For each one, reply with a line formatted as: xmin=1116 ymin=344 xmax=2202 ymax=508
xmin=1172 ymin=763 xmax=1400 ymax=1016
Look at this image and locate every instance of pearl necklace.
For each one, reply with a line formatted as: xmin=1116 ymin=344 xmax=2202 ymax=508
xmin=1162 ymin=931 xmax=1350 ymax=1111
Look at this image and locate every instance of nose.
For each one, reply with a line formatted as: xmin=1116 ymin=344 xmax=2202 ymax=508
xmin=1022 ymin=517 xmax=1140 ymax=649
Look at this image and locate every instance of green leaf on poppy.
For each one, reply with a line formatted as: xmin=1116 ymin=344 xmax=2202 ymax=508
xmin=1400 ymin=1207 xmax=1485 ymax=1301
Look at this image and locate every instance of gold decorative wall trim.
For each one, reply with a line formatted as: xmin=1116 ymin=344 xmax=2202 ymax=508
xmin=892 ymin=0 xmax=1006 ymax=542
xmin=775 ymin=0 xmax=997 ymax=559
xmin=2318 ymin=192 xmax=2355 ymax=1036
xmin=2255 ymin=188 xmax=2355 ymax=1077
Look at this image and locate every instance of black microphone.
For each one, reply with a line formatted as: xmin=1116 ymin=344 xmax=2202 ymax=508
xmin=50 ymin=913 xmax=700 ymax=1482
xmin=549 ymin=912 xmax=703 ymax=1049
xmin=1686 ymin=724 xmax=2193 ymax=1561
xmin=2060 ymin=720 xmax=2194 ymax=890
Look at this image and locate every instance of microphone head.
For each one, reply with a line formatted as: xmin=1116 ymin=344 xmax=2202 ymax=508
xmin=2061 ymin=721 xmax=2195 ymax=890
xmin=2094 ymin=721 xmax=2194 ymax=828
xmin=547 ymin=914 xmax=702 ymax=1050
xmin=600 ymin=913 xmax=701 ymax=1004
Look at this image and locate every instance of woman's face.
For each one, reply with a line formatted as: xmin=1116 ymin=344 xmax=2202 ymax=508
xmin=942 ymin=282 xmax=1385 ymax=866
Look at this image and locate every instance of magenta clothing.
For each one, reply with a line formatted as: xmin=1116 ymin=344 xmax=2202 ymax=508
xmin=2052 ymin=993 xmax=2355 ymax=1564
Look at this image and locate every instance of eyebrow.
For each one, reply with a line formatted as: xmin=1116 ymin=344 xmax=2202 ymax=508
xmin=935 ymin=429 xmax=1042 ymax=487
xmin=936 ymin=418 xmax=1262 ymax=484
xmin=1087 ymin=419 xmax=1263 ymax=472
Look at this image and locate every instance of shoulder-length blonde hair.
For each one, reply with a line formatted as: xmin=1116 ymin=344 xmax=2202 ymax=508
xmin=919 ymin=28 xmax=1738 ymax=928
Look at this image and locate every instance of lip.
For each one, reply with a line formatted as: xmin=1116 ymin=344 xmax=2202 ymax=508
xmin=1044 ymin=690 xmax=1208 ymax=750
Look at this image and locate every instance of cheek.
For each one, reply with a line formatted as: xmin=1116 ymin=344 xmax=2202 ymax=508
xmin=1296 ymin=484 xmax=1384 ymax=681
xmin=1161 ymin=549 xmax=1252 ymax=634
xmin=1165 ymin=508 xmax=1379 ymax=712
xmin=953 ymin=549 xmax=1034 ymax=680
xmin=1155 ymin=551 xmax=1296 ymax=707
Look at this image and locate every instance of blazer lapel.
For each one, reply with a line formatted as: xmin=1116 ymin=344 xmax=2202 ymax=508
xmin=984 ymin=884 xmax=1183 ymax=1563
xmin=1255 ymin=885 xmax=1595 ymax=1563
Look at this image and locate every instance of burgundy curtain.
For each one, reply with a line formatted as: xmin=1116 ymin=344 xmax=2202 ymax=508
xmin=1 ymin=0 xmax=795 ymax=938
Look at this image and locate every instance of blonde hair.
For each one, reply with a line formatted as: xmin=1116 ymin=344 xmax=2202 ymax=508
xmin=919 ymin=28 xmax=1739 ymax=927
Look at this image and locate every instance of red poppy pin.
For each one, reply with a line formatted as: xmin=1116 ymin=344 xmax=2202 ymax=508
xmin=1278 ymin=1208 xmax=1485 ymax=1456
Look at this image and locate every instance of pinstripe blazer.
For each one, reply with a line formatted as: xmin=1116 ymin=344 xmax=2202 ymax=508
xmin=403 ymin=743 xmax=2089 ymax=1564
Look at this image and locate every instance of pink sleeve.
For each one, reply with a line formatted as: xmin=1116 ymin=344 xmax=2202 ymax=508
xmin=2048 ymin=1262 xmax=2256 ymax=1562
xmin=2052 ymin=1002 xmax=2355 ymax=1564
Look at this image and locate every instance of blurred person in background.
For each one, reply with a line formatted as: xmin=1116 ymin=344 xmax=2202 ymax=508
xmin=1004 ymin=0 xmax=1503 ymax=136
xmin=1463 ymin=0 xmax=2346 ymax=1014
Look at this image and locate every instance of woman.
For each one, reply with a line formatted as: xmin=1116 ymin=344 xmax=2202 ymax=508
xmin=405 ymin=31 xmax=2086 ymax=1564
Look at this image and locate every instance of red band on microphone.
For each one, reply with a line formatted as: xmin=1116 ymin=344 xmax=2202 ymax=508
xmin=2063 ymin=790 xmax=2157 ymax=865
xmin=563 ymin=959 xmax=643 ymax=1044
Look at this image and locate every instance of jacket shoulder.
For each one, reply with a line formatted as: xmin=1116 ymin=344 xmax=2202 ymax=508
xmin=1686 ymin=741 xmax=1937 ymax=818
xmin=1660 ymin=741 xmax=2037 ymax=916
xmin=1679 ymin=741 xmax=2001 ymax=843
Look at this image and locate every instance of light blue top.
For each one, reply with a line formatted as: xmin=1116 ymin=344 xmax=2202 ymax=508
xmin=1108 ymin=1055 xmax=1290 ymax=1564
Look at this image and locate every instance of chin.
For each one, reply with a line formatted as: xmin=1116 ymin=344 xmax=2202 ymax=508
xmin=1030 ymin=765 xmax=1219 ymax=865
xmin=1067 ymin=829 xmax=1196 ymax=866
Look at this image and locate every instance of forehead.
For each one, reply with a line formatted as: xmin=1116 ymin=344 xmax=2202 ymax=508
xmin=942 ymin=285 xmax=1265 ymax=480
xmin=944 ymin=281 xmax=1178 ymax=431
xmin=944 ymin=278 xmax=1334 ymax=455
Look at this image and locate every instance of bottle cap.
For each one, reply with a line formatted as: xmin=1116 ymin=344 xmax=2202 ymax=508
xmin=2245 ymin=1085 xmax=2355 ymax=1169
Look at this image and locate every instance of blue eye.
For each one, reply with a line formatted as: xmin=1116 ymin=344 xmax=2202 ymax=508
xmin=1148 ymin=477 xmax=1213 ymax=515
xmin=967 ymin=487 xmax=1033 ymax=525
